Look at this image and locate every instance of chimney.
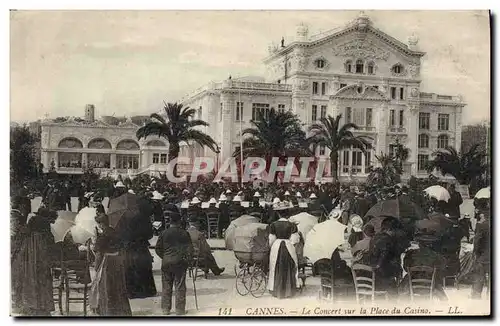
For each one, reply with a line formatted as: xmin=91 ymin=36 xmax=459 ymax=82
xmin=85 ymin=104 xmax=95 ymax=122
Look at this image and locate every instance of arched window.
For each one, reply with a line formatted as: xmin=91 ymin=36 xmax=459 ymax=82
xmin=88 ymin=138 xmax=112 ymax=149
xmin=316 ymin=59 xmax=325 ymax=69
xmin=355 ymin=60 xmax=364 ymax=74
xmin=58 ymin=137 xmax=83 ymax=148
xmin=146 ymin=140 xmax=166 ymax=147
xmin=437 ymin=135 xmax=449 ymax=149
xmin=116 ymin=139 xmax=140 ymax=150
xmin=345 ymin=60 xmax=352 ymax=73
xmin=367 ymin=62 xmax=375 ymax=74
xmin=392 ymin=64 xmax=404 ymax=74
xmin=418 ymin=134 xmax=429 ymax=148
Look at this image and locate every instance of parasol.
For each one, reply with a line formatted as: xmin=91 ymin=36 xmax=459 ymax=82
xmin=304 ymin=219 xmax=347 ymax=263
xmin=474 ymin=187 xmax=490 ymax=199
xmin=50 ymin=211 xmax=77 ymax=243
xmin=232 ymin=223 xmax=269 ymax=253
xmin=224 ymin=215 xmax=261 ymax=250
xmin=73 ymin=207 xmax=99 ymax=244
xmin=424 ymin=185 xmax=451 ymax=202
xmin=364 ymin=197 xmax=426 ymax=222
xmin=107 ymin=193 xmax=139 ymax=229
xmin=289 ymin=212 xmax=318 ymax=240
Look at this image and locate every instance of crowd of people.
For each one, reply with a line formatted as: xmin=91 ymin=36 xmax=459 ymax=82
xmin=10 ymin=175 xmax=490 ymax=316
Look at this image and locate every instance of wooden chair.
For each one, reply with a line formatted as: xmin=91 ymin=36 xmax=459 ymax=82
xmin=61 ymin=242 xmax=93 ymax=316
xmin=205 ymin=212 xmax=220 ymax=239
xmin=351 ymin=264 xmax=388 ymax=304
xmin=408 ymin=266 xmax=435 ymax=302
xmin=188 ymin=240 xmax=207 ymax=280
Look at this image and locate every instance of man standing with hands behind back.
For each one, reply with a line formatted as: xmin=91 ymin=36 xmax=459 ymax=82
xmin=155 ymin=204 xmax=194 ymax=315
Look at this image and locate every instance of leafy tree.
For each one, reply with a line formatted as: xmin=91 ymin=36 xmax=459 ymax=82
xmin=10 ymin=125 xmax=37 ymax=184
xmin=392 ymin=138 xmax=410 ymax=175
xmin=366 ymin=153 xmax=401 ymax=188
xmin=307 ymin=114 xmax=372 ymax=180
xmin=426 ymin=145 xmax=487 ymax=184
xmin=136 ymin=102 xmax=218 ymax=176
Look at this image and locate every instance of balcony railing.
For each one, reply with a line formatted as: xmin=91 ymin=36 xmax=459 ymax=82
xmin=389 ymin=127 xmax=407 ymax=133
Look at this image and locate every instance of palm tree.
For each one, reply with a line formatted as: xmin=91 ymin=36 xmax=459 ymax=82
xmin=307 ymin=114 xmax=372 ymax=180
xmin=426 ymin=145 xmax=487 ymax=184
xmin=232 ymin=108 xmax=310 ymax=178
xmin=136 ymin=102 xmax=218 ymax=176
xmin=366 ymin=153 xmax=401 ymax=188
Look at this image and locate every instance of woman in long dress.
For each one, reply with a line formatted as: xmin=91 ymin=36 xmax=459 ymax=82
xmin=89 ymin=212 xmax=131 ymax=316
xmin=267 ymin=204 xmax=300 ymax=298
xmin=11 ymin=208 xmax=56 ymax=316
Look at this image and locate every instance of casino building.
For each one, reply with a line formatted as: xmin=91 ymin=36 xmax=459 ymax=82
xmin=41 ymin=13 xmax=465 ymax=181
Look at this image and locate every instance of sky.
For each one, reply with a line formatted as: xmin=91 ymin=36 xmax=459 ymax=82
xmin=10 ymin=10 xmax=490 ymax=124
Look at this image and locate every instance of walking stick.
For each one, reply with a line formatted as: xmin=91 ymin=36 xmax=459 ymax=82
xmin=191 ymin=264 xmax=199 ymax=310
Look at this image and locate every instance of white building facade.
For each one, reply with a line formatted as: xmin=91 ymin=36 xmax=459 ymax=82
xmin=182 ymin=13 xmax=465 ymax=181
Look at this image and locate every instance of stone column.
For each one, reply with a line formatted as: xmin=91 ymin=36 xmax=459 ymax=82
xmin=82 ymin=153 xmax=88 ymax=167
xmin=111 ymin=153 xmax=117 ymax=169
xmin=220 ymin=90 xmax=234 ymax=162
xmin=407 ymin=104 xmax=419 ymax=175
xmin=455 ymin=108 xmax=463 ymax=150
xmin=375 ymin=102 xmax=388 ymax=158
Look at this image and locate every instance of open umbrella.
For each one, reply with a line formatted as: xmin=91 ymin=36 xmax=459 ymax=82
xmin=474 ymin=187 xmax=490 ymax=199
xmin=289 ymin=212 xmax=318 ymax=240
xmin=50 ymin=211 xmax=77 ymax=243
xmin=424 ymin=185 xmax=451 ymax=202
xmin=108 ymin=193 xmax=139 ymax=229
xmin=364 ymin=197 xmax=426 ymax=222
xmin=224 ymin=215 xmax=260 ymax=250
xmin=304 ymin=219 xmax=347 ymax=264
xmin=73 ymin=207 xmax=98 ymax=244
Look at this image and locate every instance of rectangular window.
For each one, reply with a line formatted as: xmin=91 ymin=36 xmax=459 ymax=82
xmin=321 ymin=82 xmax=327 ymax=95
xmin=278 ymin=104 xmax=285 ymax=113
xmin=311 ymin=105 xmax=318 ymax=121
xmin=153 ymin=153 xmax=159 ymax=164
xmin=418 ymin=134 xmax=429 ymax=148
xmin=252 ymin=103 xmax=269 ymax=121
xmin=399 ymin=110 xmax=404 ymax=127
xmin=391 ymin=87 xmax=397 ymax=99
xmin=236 ymin=102 xmax=244 ymax=121
xmin=400 ymin=87 xmax=405 ymax=100
xmin=418 ymin=154 xmax=429 ymax=171
xmin=352 ymin=151 xmax=362 ymax=166
xmin=219 ymin=103 xmax=223 ymax=121
xmin=390 ymin=110 xmax=395 ymax=127
xmin=345 ymin=107 xmax=352 ymax=123
xmin=342 ymin=150 xmax=350 ymax=172
xmin=312 ymin=82 xmax=319 ymax=95
xmin=320 ymin=105 xmax=327 ymax=119
xmin=117 ymin=154 xmax=139 ymax=169
xmin=368 ymin=65 xmax=374 ymax=74
xmin=340 ymin=83 xmax=347 ymax=89
xmin=198 ymin=106 xmax=202 ymax=119
xmin=366 ymin=108 xmax=373 ymax=127
xmin=438 ymin=114 xmax=449 ymax=131
xmin=365 ymin=151 xmax=371 ymax=173
xmin=319 ymin=145 xmax=326 ymax=156
xmin=160 ymin=154 xmax=167 ymax=164
xmin=419 ymin=112 xmax=430 ymax=129
xmin=389 ymin=144 xmax=397 ymax=158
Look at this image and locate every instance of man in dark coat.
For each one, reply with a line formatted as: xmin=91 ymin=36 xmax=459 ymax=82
xmin=471 ymin=210 xmax=490 ymax=299
xmin=155 ymin=209 xmax=194 ymax=315
xmin=369 ymin=216 xmax=401 ymax=297
xmin=351 ymin=193 xmax=371 ymax=219
xmin=447 ymin=184 xmax=463 ymax=219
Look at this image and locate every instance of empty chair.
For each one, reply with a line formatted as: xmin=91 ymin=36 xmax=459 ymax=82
xmin=205 ymin=212 xmax=220 ymax=239
xmin=351 ymin=264 xmax=388 ymax=304
xmin=408 ymin=266 xmax=435 ymax=302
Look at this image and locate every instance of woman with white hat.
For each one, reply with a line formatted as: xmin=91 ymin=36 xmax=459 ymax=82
xmin=268 ymin=201 xmax=301 ymax=299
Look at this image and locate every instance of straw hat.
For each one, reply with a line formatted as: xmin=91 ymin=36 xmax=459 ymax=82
xmin=152 ymin=191 xmax=164 ymax=200
xmin=219 ymin=194 xmax=228 ymax=201
xmin=226 ymin=189 xmax=232 ymax=194
xmin=296 ymin=192 xmax=302 ymax=198
xmin=128 ymin=189 xmax=136 ymax=194
xmin=253 ymin=191 xmax=261 ymax=198
xmin=272 ymin=197 xmax=281 ymax=204
xmin=191 ymin=197 xmax=201 ymax=204
xmin=233 ymin=195 xmax=242 ymax=202
xmin=209 ymin=197 xmax=217 ymax=204
xmin=284 ymin=191 xmax=291 ymax=196
xmin=115 ymin=181 xmax=126 ymax=188
xmin=309 ymin=193 xmax=317 ymax=199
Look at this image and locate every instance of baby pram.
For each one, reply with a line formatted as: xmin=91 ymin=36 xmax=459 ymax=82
xmin=232 ymin=223 xmax=269 ymax=298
